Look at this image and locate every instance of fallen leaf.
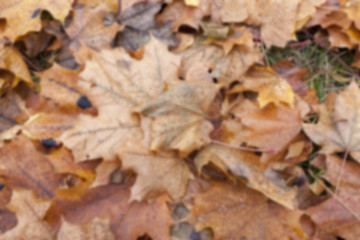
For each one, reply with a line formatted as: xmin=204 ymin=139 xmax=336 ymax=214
xmin=0 ymin=190 xmax=54 ymax=239
xmin=306 ymin=154 xmax=360 ymax=240
xmin=231 ymin=65 xmax=295 ymax=108
xmin=185 ymin=181 xmax=308 ymax=240
xmin=112 ymin=194 xmax=174 ymax=240
xmin=303 ymin=81 xmax=360 ymax=162
xmin=180 ymin=41 xmax=260 ymax=86
xmin=0 ymin=46 xmax=32 ymax=94
xmin=0 ymin=92 xmax=28 ymax=141
xmin=60 ymin=37 xmax=181 ymax=161
xmin=0 ymin=135 xmax=61 ymax=199
xmin=230 ymin=99 xmax=302 ymax=154
xmin=57 ymin=217 xmax=115 ymax=240
xmin=116 ymin=2 xmax=175 ymax=51
xmin=120 ymin=146 xmax=193 ymax=201
xmin=135 ymin=81 xmax=218 ymax=155
xmin=0 ymin=0 xmax=73 ymax=41
xmin=194 ymin=144 xmax=305 ymax=209
xmin=66 ymin=4 xmax=122 ymax=52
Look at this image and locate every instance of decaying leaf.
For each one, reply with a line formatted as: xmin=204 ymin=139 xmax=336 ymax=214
xmin=135 ymin=81 xmax=218 ymax=155
xmin=180 ymin=41 xmax=260 ymax=86
xmin=0 ymin=0 xmax=73 ymax=41
xmin=185 ymin=180 xmax=308 ymax=240
xmin=195 ymin=144 xmax=304 ymax=209
xmin=231 ymin=65 xmax=296 ymax=108
xmin=66 ymin=4 xmax=122 ymax=52
xmin=0 ymin=135 xmax=61 ymax=199
xmin=303 ymin=82 xmax=360 ymax=162
xmin=230 ymin=99 xmax=302 ymax=154
xmin=0 ymin=190 xmax=54 ymax=239
xmin=120 ymin=146 xmax=193 ymax=201
xmin=0 ymin=92 xmax=28 ymax=141
xmin=116 ymin=1 xmax=175 ymax=51
xmin=0 ymin=46 xmax=33 ymax=94
xmin=60 ymin=37 xmax=181 ymax=161
xmin=306 ymin=154 xmax=360 ymax=239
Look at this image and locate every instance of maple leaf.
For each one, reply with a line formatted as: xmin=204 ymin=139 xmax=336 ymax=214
xmin=0 ymin=135 xmax=61 ymax=199
xmin=231 ymin=65 xmax=296 ymax=108
xmin=57 ymin=217 xmax=116 ymax=240
xmin=66 ymin=4 xmax=123 ymax=52
xmin=135 ymin=81 xmax=218 ymax=155
xmin=306 ymin=154 xmax=360 ymax=239
xmin=0 ymin=46 xmax=33 ymax=94
xmin=60 ymin=37 xmax=181 ymax=161
xmin=120 ymin=146 xmax=193 ymax=201
xmin=185 ymin=180 xmax=308 ymax=240
xmin=180 ymin=41 xmax=260 ymax=86
xmin=0 ymin=190 xmax=54 ymax=239
xmin=303 ymin=81 xmax=360 ymax=162
xmin=194 ymin=144 xmax=305 ymax=209
xmin=112 ymin=194 xmax=174 ymax=240
xmin=230 ymin=99 xmax=302 ymax=155
xmin=22 ymin=64 xmax=93 ymax=140
xmin=116 ymin=1 xmax=175 ymax=51
xmin=0 ymin=92 xmax=28 ymax=141
xmin=0 ymin=0 xmax=73 ymax=41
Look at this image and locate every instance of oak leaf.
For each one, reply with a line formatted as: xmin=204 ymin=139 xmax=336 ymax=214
xmin=303 ymin=81 xmax=360 ymax=162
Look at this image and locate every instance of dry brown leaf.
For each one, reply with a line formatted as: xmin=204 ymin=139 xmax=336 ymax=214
xmin=120 ymin=146 xmax=193 ymax=201
xmin=116 ymin=2 xmax=175 ymax=51
xmin=194 ymin=144 xmax=305 ymax=209
xmin=272 ymin=59 xmax=318 ymax=106
xmin=0 ymin=46 xmax=32 ymax=94
xmin=112 ymin=194 xmax=174 ymax=240
xmin=0 ymin=135 xmax=61 ymax=199
xmin=303 ymin=81 xmax=360 ymax=162
xmin=231 ymin=65 xmax=296 ymax=108
xmin=0 ymin=190 xmax=54 ymax=239
xmin=0 ymin=0 xmax=73 ymax=41
xmin=57 ymin=217 xmax=115 ymax=240
xmin=185 ymin=180 xmax=308 ymax=240
xmin=60 ymin=37 xmax=181 ymax=161
xmin=135 ymin=81 xmax=218 ymax=155
xmin=66 ymin=4 xmax=123 ymax=52
xmin=180 ymin=41 xmax=259 ymax=86
xmin=230 ymin=99 xmax=302 ymax=154
xmin=306 ymin=154 xmax=360 ymax=239
xmin=0 ymin=91 xmax=28 ymax=141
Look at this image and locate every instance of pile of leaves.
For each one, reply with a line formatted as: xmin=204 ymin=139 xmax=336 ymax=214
xmin=1 ymin=0 xmax=360 ymax=239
